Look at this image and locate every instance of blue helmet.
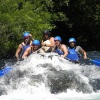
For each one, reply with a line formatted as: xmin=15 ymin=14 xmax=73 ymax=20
xmin=32 ymin=40 xmax=40 ymax=46
xmin=69 ymin=38 xmax=76 ymax=43
xmin=23 ymin=32 xmax=29 ymax=38
xmin=54 ymin=36 xmax=62 ymax=42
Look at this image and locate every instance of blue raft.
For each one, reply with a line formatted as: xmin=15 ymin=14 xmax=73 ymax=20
xmin=0 ymin=67 xmax=12 ymax=77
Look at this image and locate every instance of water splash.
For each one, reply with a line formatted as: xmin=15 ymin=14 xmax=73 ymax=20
xmin=0 ymin=53 xmax=100 ymax=100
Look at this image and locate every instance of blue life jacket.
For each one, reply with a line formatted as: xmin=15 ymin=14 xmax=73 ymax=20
xmin=55 ymin=48 xmax=64 ymax=55
xmin=20 ymin=44 xmax=30 ymax=58
xmin=55 ymin=46 xmax=79 ymax=61
xmin=55 ymin=48 xmax=69 ymax=60
xmin=67 ymin=47 xmax=79 ymax=61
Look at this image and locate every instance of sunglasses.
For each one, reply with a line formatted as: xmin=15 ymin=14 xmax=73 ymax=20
xmin=23 ymin=36 xmax=29 ymax=39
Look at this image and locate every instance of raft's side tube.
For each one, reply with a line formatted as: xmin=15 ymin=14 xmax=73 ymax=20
xmin=0 ymin=67 xmax=12 ymax=77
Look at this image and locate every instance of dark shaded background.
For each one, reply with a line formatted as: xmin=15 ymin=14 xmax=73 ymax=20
xmin=51 ymin=0 xmax=100 ymax=51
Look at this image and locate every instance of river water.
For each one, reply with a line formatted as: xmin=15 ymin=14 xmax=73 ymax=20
xmin=0 ymin=51 xmax=100 ymax=100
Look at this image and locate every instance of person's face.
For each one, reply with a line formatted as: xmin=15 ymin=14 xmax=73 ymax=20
xmin=24 ymin=36 xmax=30 ymax=43
xmin=54 ymin=40 xmax=61 ymax=46
xmin=33 ymin=45 xmax=39 ymax=51
xmin=69 ymin=42 xmax=75 ymax=47
xmin=44 ymin=34 xmax=49 ymax=40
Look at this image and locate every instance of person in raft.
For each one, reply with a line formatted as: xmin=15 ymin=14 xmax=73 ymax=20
xmin=67 ymin=38 xmax=87 ymax=61
xmin=15 ymin=32 xmax=33 ymax=61
xmin=39 ymin=30 xmax=55 ymax=53
xmin=52 ymin=36 xmax=68 ymax=58
xmin=22 ymin=40 xmax=40 ymax=59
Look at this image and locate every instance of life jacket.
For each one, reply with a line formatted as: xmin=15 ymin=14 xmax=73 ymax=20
xmin=55 ymin=48 xmax=64 ymax=55
xmin=67 ymin=47 xmax=79 ymax=61
xmin=20 ymin=44 xmax=30 ymax=58
xmin=54 ymin=45 xmax=65 ymax=56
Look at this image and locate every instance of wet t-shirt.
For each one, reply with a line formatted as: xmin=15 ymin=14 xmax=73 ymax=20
xmin=75 ymin=46 xmax=82 ymax=55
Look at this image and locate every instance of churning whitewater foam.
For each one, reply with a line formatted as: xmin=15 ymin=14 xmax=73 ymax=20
xmin=0 ymin=53 xmax=100 ymax=100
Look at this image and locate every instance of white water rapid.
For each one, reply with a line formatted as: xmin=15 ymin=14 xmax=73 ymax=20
xmin=0 ymin=53 xmax=100 ymax=100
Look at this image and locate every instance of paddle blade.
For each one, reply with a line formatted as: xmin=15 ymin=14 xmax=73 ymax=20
xmin=90 ymin=59 xmax=100 ymax=66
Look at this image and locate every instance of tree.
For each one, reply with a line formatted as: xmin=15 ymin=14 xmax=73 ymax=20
xmin=0 ymin=0 xmax=67 ymax=59
xmin=67 ymin=0 xmax=100 ymax=50
xmin=51 ymin=0 xmax=100 ymax=50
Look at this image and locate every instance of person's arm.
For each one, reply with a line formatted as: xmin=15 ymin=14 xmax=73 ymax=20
xmin=41 ymin=40 xmax=45 ymax=46
xmin=15 ymin=44 xmax=22 ymax=61
xmin=22 ymin=47 xmax=31 ymax=59
xmin=61 ymin=44 xmax=68 ymax=58
xmin=46 ymin=37 xmax=55 ymax=47
xmin=79 ymin=48 xmax=87 ymax=59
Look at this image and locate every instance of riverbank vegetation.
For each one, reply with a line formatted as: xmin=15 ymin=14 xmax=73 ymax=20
xmin=0 ymin=0 xmax=99 ymax=59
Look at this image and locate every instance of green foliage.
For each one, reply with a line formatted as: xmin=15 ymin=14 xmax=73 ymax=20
xmin=0 ymin=0 xmax=99 ymax=58
xmin=0 ymin=0 xmax=67 ymax=59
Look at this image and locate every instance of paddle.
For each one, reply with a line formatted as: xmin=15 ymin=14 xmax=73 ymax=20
xmin=89 ymin=59 xmax=100 ymax=66
xmin=79 ymin=55 xmax=100 ymax=67
xmin=66 ymin=54 xmax=100 ymax=66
